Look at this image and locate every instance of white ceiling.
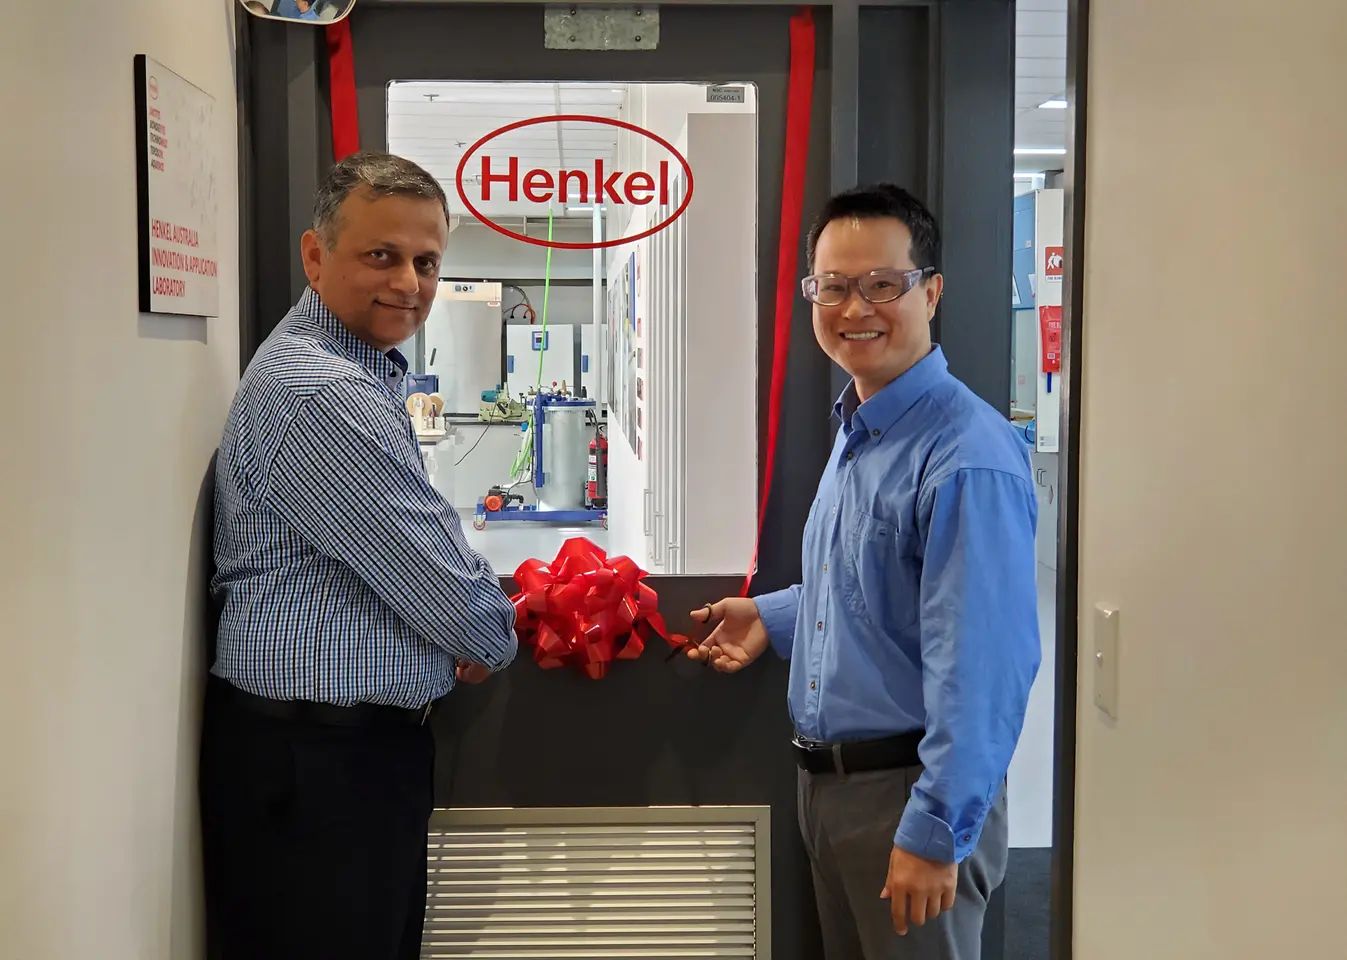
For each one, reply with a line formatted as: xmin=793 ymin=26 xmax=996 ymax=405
xmin=1014 ymin=0 xmax=1070 ymax=176
xmin=387 ymin=8 xmax=1069 ymax=219
xmin=387 ymin=81 xmax=624 ymax=223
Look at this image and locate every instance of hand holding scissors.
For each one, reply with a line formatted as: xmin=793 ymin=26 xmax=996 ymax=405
xmin=685 ymin=598 xmax=771 ymax=673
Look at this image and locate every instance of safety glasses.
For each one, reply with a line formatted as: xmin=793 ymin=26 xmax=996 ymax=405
xmin=801 ymin=266 xmax=936 ymax=307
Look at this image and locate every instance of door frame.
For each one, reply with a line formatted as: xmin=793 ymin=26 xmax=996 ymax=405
xmin=231 ymin=3 xmax=1089 ymax=959
xmin=1051 ymin=2 xmax=1089 ymax=959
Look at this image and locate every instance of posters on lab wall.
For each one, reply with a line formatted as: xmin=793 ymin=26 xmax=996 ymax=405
xmin=604 ymin=255 xmax=640 ymax=455
xmin=606 ymin=273 xmax=624 ymax=443
xmin=624 ymin=252 xmax=638 ymax=454
xmin=606 ymin=283 xmax=618 ymax=429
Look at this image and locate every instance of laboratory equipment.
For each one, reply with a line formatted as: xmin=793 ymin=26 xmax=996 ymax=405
xmin=586 ymin=425 xmax=608 ymax=509
xmin=405 ymin=392 xmax=447 ymax=442
xmin=478 ymin=387 xmax=526 ymax=423
xmin=472 ymin=390 xmax=606 ymax=530
xmin=422 ymin=281 xmax=503 ymax=415
xmin=505 ymin=323 xmax=576 ymax=399
xmin=404 ymin=373 xmax=439 ymax=398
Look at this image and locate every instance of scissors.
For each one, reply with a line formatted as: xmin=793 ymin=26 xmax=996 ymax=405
xmin=664 ymin=604 xmax=722 ymax=666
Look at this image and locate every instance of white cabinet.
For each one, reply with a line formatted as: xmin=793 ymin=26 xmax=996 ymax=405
xmin=644 ymin=168 xmax=688 ymax=572
xmin=601 ymin=112 xmax=758 ymax=575
xmin=505 ymin=323 xmax=575 ymax=398
xmin=641 ymin=113 xmax=757 ymax=574
xmin=422 ymin=281 xmax=503 ymax=416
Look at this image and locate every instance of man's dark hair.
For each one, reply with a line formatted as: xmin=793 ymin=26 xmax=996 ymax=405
xmin=805 ymin=183 xmax=941 ymax=272
xmin=312 ymin=151 xmax=449 ymax=249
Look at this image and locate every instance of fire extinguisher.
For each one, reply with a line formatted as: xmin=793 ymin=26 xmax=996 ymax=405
xmin=587 ymin=425 xmax=608 ymax=508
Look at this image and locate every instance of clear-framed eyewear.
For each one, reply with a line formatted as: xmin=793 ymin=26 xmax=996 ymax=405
xmin=801 ymin=266 xmax=937 ymax=306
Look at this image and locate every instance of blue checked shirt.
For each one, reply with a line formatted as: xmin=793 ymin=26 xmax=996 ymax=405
xmin=754 ymin=346 xmax=1041 ymax=864
xmin=210 ymin=287 xmax=517 ymax=708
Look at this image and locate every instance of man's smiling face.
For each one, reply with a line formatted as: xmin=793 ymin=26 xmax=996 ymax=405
xmin=809 ymin=215 xmax=943 ymax=401
xmin=300 ymin=185 xmax=448 ymax=353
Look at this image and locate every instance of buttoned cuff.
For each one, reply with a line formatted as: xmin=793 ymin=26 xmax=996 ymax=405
xmin=895 ymin=805 xmax=973 ymax=864
xmin=752 ymin=590 xmax=798 ymax=660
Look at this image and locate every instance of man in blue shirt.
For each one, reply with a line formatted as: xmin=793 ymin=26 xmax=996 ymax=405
xmin=201 ymin=152 xmax=518 ymax=960
xmin=272 ymin=0 xmax=322 ymax=21
xmin=691 ymin=184 xmax=1040 ymax=960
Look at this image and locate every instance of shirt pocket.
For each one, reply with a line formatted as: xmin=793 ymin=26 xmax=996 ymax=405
xmin=841 ymin=508 xmax=921 ymax=633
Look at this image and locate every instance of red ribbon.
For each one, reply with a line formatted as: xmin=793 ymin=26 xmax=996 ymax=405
xmin=511 ymin=537 xmax=688 ymax=680
xmin=326 ymin=19 xmax=360 ymax=161
xmin=743 ymin=7 xmax=816 ymax=597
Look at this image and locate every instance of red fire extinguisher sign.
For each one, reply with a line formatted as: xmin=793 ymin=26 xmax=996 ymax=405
xmin=1039 ymin=305 xmax=1062 ymax=373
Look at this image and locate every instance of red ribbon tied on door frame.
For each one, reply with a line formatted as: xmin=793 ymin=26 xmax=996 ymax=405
xmin=511 ymin=537 xmax=688 ymax=679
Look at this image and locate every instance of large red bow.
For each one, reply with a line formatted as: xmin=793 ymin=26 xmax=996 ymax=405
xmin=511 ymin=537 xmax=688 ymax=679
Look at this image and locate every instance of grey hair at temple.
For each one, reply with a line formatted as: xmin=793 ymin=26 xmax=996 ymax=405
xmin=311 ymin=151 xmax=450 ymax=249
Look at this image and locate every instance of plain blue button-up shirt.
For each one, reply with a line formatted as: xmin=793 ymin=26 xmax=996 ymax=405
xmin=755 ymin=346 xmax=1041 ymax=864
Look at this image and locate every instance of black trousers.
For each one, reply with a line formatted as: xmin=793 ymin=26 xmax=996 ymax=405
xmin=200 ymin=679 xmax=435 ymax=960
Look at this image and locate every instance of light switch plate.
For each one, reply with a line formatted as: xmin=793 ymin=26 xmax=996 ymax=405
xmin=1093 ymin=604 xmax=1120 ymax=720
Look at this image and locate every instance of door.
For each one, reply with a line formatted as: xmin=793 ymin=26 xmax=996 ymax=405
xmin=239 ymin=5 xmax=1016 ymax=959
xmin=347 ymin=3 xmax=838 ymax=585
xmin=347 ymin=11 xmax=836 ymax=959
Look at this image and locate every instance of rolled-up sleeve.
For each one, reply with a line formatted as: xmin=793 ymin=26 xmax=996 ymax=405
xmin=261 ymin=378 xmax=518 ymax=671
xmin=896 ymin=467 xmax=1041 ymax=863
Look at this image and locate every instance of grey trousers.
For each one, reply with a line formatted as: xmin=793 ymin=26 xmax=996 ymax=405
xmin=797 ymin=766 xmax=1009 ymax=960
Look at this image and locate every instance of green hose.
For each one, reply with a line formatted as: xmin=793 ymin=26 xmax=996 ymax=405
xmin=535 ymin=208 xmax=554 ymax=391
xmin=510 ymin=209 xmax=556 ymax=480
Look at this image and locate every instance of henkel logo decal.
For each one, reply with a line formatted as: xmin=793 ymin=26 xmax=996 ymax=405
xmin=454 ymin=114 xmax=694 ymax=250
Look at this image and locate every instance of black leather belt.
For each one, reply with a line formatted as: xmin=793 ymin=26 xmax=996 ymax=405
xmin=791 ymin=730 xmax=924 ymax=775
xmin=210 ymin=675 xmax=433 ymax=727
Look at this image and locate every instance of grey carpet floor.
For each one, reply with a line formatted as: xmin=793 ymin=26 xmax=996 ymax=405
xmin=1003 ymin=848 xmax=1052 ymax=960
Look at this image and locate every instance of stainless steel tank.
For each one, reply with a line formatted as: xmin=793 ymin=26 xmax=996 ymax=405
xmin=538 ymin=399 xmax=593 ymax=511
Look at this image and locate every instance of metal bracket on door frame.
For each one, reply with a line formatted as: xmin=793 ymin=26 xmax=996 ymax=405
xmin=544 ymin=5 xmax=660 ymax=50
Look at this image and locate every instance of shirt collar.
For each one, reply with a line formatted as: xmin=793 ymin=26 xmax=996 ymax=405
xmin=834 ymin=345 xmax=950 ymax=436
xmin=295 ymin=286 xmax=408 ymax=388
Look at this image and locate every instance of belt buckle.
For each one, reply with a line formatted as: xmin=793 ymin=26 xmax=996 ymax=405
xmin=792 ymin=736 xmax=827 ymax=772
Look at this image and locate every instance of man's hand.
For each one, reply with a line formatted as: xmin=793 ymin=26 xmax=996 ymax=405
xmin=455 ymin=661 xmax=492 ymax=684
xmin=879 ymin=845 xmax=957 ymax=935
xmin=686 ymin=598 xmax=770 ymax=672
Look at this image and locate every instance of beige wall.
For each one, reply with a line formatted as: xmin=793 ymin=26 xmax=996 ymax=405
xmin=0 ymin=1 xmax=240 ymax=957
xmin=1075 ymin=2 xmax=1347 ymax=957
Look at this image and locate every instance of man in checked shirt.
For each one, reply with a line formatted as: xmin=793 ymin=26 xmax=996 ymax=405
xmin=201 ymin=152 xmax=517 ymax=960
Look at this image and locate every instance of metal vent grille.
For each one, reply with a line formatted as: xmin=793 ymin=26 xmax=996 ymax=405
xmin=423 ymin=806 xmax=771 ymax=959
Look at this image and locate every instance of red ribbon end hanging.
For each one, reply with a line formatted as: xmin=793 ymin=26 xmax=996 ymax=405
xmin=326 ymin=19 xmax=360 ymax=161
xmin=741 ymin=6 xmax=816 ymax=598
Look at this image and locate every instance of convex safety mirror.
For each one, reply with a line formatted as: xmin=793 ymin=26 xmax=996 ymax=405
xmin=238 ymin=0 xmax=354 ymax=24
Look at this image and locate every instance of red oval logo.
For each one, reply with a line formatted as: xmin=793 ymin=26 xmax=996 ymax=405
xmin=454 ymin=114 xmax=694 ymax=251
